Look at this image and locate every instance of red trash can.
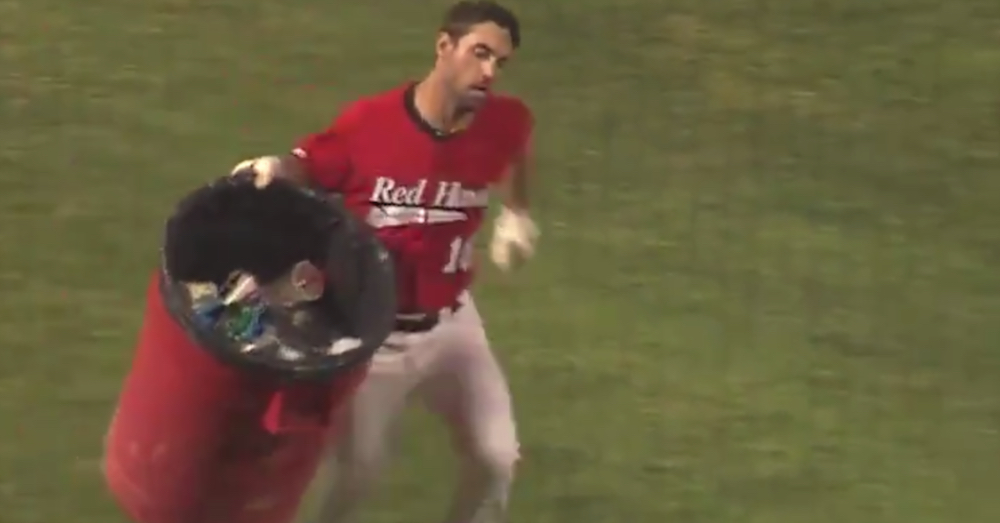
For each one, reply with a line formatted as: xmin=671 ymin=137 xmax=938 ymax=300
xmin=103 ymin=177 xmax=395 ymax=523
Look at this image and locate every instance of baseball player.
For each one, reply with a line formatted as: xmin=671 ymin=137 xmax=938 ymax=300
xmin=230 ymin=2 xmax=537 ymax=522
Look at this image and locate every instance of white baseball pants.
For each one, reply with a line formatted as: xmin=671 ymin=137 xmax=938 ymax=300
xmin=314 ymin=293 xmax=518 ymax=523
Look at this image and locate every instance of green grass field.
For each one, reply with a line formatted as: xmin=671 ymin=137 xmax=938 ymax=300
xmin=2 ymin=0 xmax=999 ymax=521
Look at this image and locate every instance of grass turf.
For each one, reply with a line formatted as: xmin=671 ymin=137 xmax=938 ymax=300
xmin=1 ymin=0 xmax=998 ymax=521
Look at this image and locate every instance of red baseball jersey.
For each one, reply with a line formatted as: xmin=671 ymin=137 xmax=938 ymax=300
xmin=292 ymin=83 xmax=532 ymax=313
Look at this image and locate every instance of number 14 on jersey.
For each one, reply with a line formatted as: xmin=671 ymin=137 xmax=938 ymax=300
xmin=442 ymin=236 xmax=475 ymax=274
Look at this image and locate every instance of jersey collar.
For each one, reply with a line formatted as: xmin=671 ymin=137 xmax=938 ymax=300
xmin=403 ymin=82 xmax=470 ymax=142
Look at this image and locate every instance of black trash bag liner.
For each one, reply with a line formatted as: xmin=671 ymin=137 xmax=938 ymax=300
xmin=159 ymin=174 xmax=396 ymax=382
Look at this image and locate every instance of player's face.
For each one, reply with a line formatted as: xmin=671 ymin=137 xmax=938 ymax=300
xmin=436 ymin=22 xmax=514 ymax=109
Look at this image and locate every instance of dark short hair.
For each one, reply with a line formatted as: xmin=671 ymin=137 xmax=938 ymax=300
xmin=440 ymin=1 xmax=521 ymax=48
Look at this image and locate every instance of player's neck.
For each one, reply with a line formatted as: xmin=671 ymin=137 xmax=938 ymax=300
xmin=413 ymin=74 xmax=474 ymax=133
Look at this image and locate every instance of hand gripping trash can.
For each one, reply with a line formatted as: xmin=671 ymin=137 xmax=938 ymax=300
xmin=103 ymin=175 xmax=395 ymax=523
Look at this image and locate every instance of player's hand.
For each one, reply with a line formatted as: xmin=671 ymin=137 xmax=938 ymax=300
xmin=489 ymin=207 xmax=539 ymax=272
xmin=230 ymin=156 xmax=283 ymax=188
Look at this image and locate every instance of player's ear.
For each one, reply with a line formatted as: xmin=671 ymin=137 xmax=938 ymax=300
xmin=435 ymin=32 xmax=455 ymax=57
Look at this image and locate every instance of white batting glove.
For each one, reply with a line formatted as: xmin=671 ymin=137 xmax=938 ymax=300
xmin=230 ymin=155 xmax=283 ymax=188
xmin=489 ymin=207 xmax=539 ymax=272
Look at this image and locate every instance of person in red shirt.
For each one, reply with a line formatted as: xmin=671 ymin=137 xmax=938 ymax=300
xmin=230 ymin=2 xmax=538 ymax=522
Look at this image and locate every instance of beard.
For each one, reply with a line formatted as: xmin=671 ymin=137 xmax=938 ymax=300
xmin=456 ymin=85 xmax=489 ymax=112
